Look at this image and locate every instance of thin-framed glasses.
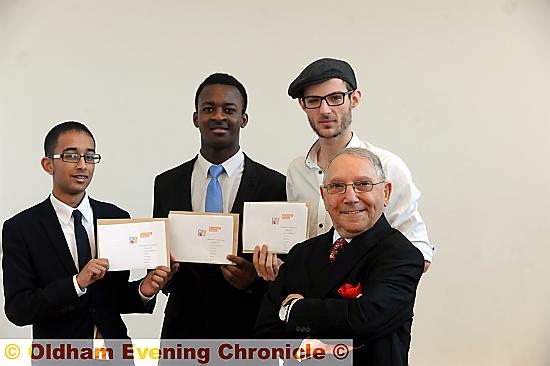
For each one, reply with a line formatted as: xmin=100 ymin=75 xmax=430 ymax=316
xmin=49 ymin=153 xmax=101 ymax=164
xmin=323 ymin=181 xmax=384 ymax=195
xmin=301 ymin=90 xmax=354 ymax=109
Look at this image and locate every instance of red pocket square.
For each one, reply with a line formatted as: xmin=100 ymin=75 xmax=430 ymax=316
xmin=338 ymin=283 xmax=362 ymax=298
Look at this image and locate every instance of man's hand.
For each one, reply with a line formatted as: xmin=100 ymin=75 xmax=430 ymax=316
xmin=140 ymin=265 xmax=172 ymax=297
xmin=221 ymin=255 xmax=257 ymax=290
xmin=165 ymin=255 xmax=180 ymax=285
xmin=76 ymin=259 xmax=109 ymax=289
xmin=253 ymin=244 xmax=283 ymax=281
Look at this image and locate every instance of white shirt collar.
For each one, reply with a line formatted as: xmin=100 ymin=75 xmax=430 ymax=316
xmin=305 ymin=132 xmax=363 ymax=168
xmin=50 ymin=192 xmax=93 ymax=225
xmin=332 ymin=230 xmax=352 ymax=244
xmin=196 ymin=148 xmax=244 ymax=178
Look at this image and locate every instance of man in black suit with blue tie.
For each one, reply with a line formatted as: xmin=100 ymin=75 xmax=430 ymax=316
xmin=255 ymin=148 xmax=424 ymax=365
xmin=2 ymin=121 xmax=172 ymax=343
xmin=153 ymin=73 xmax=287 ymax=338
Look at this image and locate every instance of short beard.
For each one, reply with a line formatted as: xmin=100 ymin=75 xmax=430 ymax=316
xmin=308 ymin=106 xmax=352 ymax=139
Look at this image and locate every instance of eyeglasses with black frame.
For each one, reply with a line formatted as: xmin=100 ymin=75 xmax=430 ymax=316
xmin=49 ymin=153 xmax=101 ymax=164
xmin=323 ymin=180 xmax=384 ymax=195
xmin=301 ymin=90 xmax=355 ymax=109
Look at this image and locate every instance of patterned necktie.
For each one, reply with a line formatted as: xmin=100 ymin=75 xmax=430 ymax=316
xmin=205 ymin=164 xmax=224 ymax=212
xmin=329 ymin=237 xmax=348 ymax=262
xmin=73 ymin=210 xmax=92 ymax=271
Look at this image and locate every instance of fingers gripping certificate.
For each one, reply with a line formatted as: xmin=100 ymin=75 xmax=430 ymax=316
xmin=168 ymin=211 xmax=239 ymax=264
xmin=97 ymin=219 xmax=169 ymax=271
xmin=242 ymin=202 xmax=309 ymax=254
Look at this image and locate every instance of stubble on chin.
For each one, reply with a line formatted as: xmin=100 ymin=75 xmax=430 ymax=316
xmin=308 ymin=118 xmax=349 ymax=139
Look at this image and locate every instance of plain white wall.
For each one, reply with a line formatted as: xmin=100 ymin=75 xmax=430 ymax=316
xmin=1 ymin=0 xmax=550 ymax=364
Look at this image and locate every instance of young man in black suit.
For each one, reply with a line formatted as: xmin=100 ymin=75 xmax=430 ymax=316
xmin=153 ymin=73 xmax=286 ymax=338
xmin=254 ymin=148 xmax=424 ymax=365
xmin=2 ymin=121 xmax=171 ymax=342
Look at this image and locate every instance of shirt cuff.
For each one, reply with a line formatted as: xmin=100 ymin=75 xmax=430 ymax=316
xmin=286 ymin=298 xmax=300 ymax=321
xmin=279 ymin=298 xmax=300 ymax=322
xmin=138 ymin=280 xmax=155 ymax=303
xmin=73 ymin=275 xmax=86 ymax=297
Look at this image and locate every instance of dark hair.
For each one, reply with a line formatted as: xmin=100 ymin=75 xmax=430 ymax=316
xmin=194 ymin=73 xmax=248 ymax=113
xmin=44 ymin=121 xmax=95 ymax=156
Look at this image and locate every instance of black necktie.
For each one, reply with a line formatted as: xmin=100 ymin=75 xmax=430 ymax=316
xmin=73 ymin=210 xmax=91 ymax=271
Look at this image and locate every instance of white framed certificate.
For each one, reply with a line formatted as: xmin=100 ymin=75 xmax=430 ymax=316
xmin=97 ymin=218 xmax=169 ymax=271
xmin=168 ymin=211 xmax=239 ymax=264
xmin=242 ymin=202 xmax=309 ymax=254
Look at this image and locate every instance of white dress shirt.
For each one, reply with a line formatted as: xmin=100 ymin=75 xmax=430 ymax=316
xmin=50 ymin=192 xmax=95 ymax=296
xmin=191 ymin=148 xmax=245 ymax=213
xmin=286 ymin=133 xmax=435 ymax=262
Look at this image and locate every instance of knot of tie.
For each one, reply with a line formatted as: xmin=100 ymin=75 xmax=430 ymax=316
xmin=209 ymin=164 xmax=224 ymax=178
xmin=73 ymin=209 xmax=82 ymax=222
xmin=329 ymin=237 xmax=348 ymax=262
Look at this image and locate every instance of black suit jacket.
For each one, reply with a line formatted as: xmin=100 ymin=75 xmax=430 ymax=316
xmin=254 ymin=215 xmax=424 ymax=366
xmin=2 ymin=197 xmax=154 ymax=340
xmin=153 ymin=154 xmax=286 ymax=338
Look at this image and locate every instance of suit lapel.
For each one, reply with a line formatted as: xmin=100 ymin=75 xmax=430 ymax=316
xmin=39 ymin=198 xmax=78 ymax=275
xmin=173 ymin=158 xmax=195 ymax=212
xmin=307 ymin=232 xmax=333 ymax=297
xmin=230 ymin=154 xmax=257 ymax=214
xmin=311 ymin=215 xmax=393 ymax=298
xmin=89 ymin=199 xmax=101 ymax=257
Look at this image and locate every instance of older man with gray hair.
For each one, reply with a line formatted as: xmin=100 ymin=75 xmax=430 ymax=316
xmin=255 ymin=147 xmax=424 ymax=366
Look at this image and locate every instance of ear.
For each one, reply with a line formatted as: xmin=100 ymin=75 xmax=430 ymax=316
xmin=383 ymin=181 xmax=392 ymax=207
xmin=41 ymin=156 xmax=54 ymax=176
xmin=298 ymin=98 xmax=307 ymax=112
xmin=320 ymin=185 xmax=325 ymax=202
xmin=350 ymin=89 xmax=362 ymax=109
xmin=192 ymin=112 xmax=199 ymax=128
xmin=240 ymin=113 xmax=248 ymax=128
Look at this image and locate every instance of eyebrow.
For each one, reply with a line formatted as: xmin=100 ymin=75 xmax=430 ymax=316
xmin=201 ymin=100 xmax=238 ymax=106
xmin=304 ymin=91 xmax=347 ymax=97
xmin=327 ymin=177 xmax=375 ymax=183
xmin=62 ymin=147 xmax=96 ymax=153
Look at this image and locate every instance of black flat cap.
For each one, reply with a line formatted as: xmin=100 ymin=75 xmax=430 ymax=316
xmin=288 ymin=58 xmax=357 ymax=99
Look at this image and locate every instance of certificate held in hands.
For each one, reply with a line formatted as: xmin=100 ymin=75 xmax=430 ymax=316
xmin=168 ymin=211 xmax=239 ymax=265
xmin=97 ymin=218 xmax=170 ymax=271
xmin=243 ymin=202 xmax=309 ymax=254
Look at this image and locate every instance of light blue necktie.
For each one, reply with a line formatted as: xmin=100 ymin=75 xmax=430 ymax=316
xmin=205 ymin=164 xmax=224 ymax=212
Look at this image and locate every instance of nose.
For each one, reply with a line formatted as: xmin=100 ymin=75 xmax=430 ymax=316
xmin=319 ymin=99 xmax=332 ymax=114
xmin=342 ymin=185 xmax=359 ymax=204
xmin=212 ymin=107 xmax=227 ymax=121
xmin=76 ymin=155 xmax=87 ymax=169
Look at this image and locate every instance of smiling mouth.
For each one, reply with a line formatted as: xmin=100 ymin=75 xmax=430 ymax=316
xmin=341 ymin=209 xmax=365 ymax=215
xmin=73 ymin=175 xmax=88 ymax=180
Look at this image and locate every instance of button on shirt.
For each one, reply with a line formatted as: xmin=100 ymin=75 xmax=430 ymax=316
xmin=191 ymin=149 xmax=244 ymax=213
xmin=286 ymin=133 xmax=435 ymax=262
xmin=50 ymin=193 xmax=95 ymax=296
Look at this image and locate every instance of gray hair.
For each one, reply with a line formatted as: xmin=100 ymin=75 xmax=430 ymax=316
xmin=323 ymin=147 xmax=386 ymax=184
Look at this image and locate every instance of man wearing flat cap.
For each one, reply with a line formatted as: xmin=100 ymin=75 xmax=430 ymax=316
xmin=253 ymin=57 xmax=434 ymax=279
